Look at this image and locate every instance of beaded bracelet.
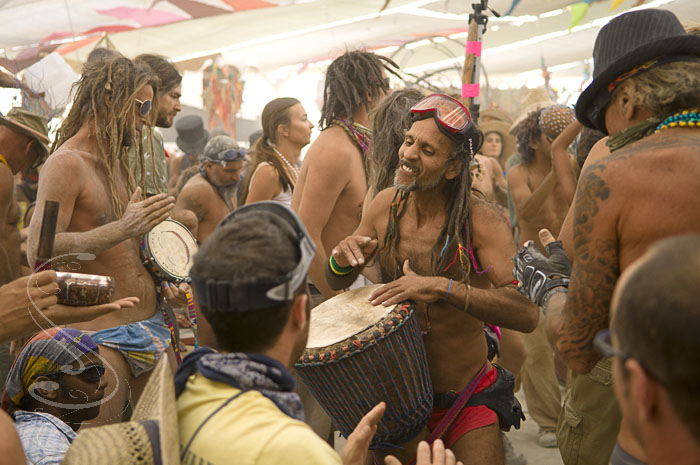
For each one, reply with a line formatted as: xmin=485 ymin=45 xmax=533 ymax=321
xmin=329 ymin=255 xmax=354 ymax=276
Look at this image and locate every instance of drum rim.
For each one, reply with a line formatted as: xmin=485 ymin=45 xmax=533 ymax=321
xmin=142 ymin=218 xmax=197 ymax=282
xmin=295 ymin=301 xmax=415 ymax=367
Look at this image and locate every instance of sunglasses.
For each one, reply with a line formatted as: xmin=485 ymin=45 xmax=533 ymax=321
xmin=410 ymin=94 xmax=481 ymax=148
xmin=46 ymin=364 xmax=106 ymax=383
xmin=135 ymin=98 xmax=152 ymax=117
xmin=593 ymin=329 xmax=667 ymax=386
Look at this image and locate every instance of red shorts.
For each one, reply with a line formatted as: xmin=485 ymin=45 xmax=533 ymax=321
xmin=427 ymin=366 xmax=499 ymax=448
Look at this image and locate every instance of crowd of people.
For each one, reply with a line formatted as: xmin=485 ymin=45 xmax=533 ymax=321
xmin=0 ymin=7 xmax=698 ymax=465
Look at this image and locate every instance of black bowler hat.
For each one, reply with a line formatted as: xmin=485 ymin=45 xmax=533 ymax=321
xmin=576 ymin=9 xmax=700 ymax=133
xmin=175 ymin=115 xmax=209 ymax=155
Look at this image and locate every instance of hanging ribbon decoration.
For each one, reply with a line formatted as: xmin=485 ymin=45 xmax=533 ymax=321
xmin=461 ymin=1 xmax=491 ymax=122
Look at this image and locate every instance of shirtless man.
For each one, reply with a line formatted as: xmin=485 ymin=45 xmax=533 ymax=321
xmin=27 ymin=57 xmax=176 ymax=425
xmin=513 ymin=10 xmax=700 ymax=465
xmin=506 ymin=104 xmax=576 ymax=448
xmin=508 ymin=104 xmax=576 ymax=251
xmin=174 ymin=135 xmax=245 ymax=242
xmin=292 ymin=50 xmax=395 ymax=299
xmin=0 ymin=108 xmax=49 ymax=285
xmin=329 ymin=94 xmax=538 ymax=464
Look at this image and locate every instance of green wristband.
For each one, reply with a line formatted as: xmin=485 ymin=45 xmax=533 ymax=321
xmin=329 ymin=255 xmax=354 ymax=276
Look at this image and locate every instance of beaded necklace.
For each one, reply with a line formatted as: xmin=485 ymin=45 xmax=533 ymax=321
xmin=654 ymin=109 xmax=700 ymax=133
xmin=272 ymin=147 xmax=299 ymax=184
xmin=331 ymin=118 xmax=371 ymax=156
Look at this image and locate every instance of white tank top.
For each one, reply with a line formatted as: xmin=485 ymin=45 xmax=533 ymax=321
xmin=248 ymin=162 xmax=293 ymax=207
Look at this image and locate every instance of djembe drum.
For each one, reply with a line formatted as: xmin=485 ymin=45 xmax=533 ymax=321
xmin=295 ymin=285 xmax=433 ymax=449
xmin=140 ymin=219 xmax=198 ymax=283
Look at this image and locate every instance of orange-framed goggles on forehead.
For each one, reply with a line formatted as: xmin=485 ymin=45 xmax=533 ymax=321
xmin=410 ymin=94 xmax=482 ymax=151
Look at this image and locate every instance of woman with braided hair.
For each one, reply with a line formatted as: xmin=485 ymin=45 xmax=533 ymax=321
xmin=27 ymin=56 xmax=180 ymax=426
xmin=328 ymin=94 xmax=538 ymax=464
xmin=242 ymin=97 xmax=314 ymax=206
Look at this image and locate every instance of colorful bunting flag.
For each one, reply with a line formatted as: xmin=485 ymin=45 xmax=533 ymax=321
xmin=610 ymin=0 xmax=626 ymax=9
xmin=503 ymin=0 xmax=521 ymax=17
xmin=569 ymin=2 xmax=591 ymax=30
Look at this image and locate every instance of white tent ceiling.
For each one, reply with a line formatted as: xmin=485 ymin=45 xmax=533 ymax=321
xmin=1 ymin=0 xmax=697 ymax=81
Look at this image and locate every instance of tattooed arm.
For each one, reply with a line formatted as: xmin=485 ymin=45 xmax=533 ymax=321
xmin=544 ymin=160 xmax=619 ymax=373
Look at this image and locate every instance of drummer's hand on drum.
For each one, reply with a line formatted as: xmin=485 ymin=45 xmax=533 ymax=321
xmin=370 ymin=260 xmax=442 ymax=307
xmin=341 ymin=402 xmax=386 ymax=465
xmin=333 ymin=235 xmax=378 ymax=267
xmin=385 ymin=440 xmax=461 ymax=465
xmin=119 ymin=187 xmax=175 ymax=238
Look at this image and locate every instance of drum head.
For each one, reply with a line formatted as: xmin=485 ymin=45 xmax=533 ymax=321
xmin=307 ymin=284 xmax=392 ymax=349
xmin=147 ymin=219 xmax=198 ymax=281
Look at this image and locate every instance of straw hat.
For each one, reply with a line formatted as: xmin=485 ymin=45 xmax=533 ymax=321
xmin=61 ymin=358 xmax=179 ymax=465
xmin=477 ymin=119 xmax=517 ymax=160
xmin=479 ymin=107 xmax=514 ymax=125
xmin=0 ymin=107 xmax=50 ymax=158
xmin=510 ymin=88 xmax=555 ymax=132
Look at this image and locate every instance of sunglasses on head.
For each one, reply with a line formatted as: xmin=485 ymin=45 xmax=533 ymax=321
xmin=207 ymin=148 xmax=246 ymax=167
xmin=135 ymin=98 xmax=152 ymax=117
xmin=410 ymin=94 xmax=482 ymax=150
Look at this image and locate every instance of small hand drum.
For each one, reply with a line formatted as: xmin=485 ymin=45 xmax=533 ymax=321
xmin=141 ymin=219 xmax=198 ymax=283
xmin=56 ymin=272 xmax=115 ymax=306
xmin=295 ymin=285 xmax=433 ymax=449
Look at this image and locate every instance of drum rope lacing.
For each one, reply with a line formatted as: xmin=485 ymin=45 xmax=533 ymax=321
xmin=296 ymin=302 xmax=433 ymax=450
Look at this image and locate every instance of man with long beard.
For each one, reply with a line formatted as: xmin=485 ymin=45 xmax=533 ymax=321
xmin=174 ymin=135 xmax=245 ymax=242
xmin=328 ymin=94 xmax=538 ymax=464
xmin=28 ymin=57 xmax=176 ymax=425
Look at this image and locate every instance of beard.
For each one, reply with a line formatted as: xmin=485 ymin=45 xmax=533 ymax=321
xmin=394 ymin=160 xmax=446 ymax=192
xmin=156 ymin=113 xmax=173 ymax=128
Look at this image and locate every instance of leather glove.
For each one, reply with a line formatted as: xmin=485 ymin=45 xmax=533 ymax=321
xmin=513 ymin=240 xmax=571 ymax=307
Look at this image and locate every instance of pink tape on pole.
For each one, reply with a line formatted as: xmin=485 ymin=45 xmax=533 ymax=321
xmin=465 ymin=41 xmax=482 ymax=56
xmin=461 ymin=83 xmax=480 ymax=99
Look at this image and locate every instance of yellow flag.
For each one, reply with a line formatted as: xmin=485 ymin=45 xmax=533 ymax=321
xmin=610 ymin=0 xmax=625 ymax=10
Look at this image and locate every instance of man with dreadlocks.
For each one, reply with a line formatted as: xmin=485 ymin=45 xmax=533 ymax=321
xmin=27 ymin=56 xmax=177 ymax=425
xmin=292 ymin=50 xmax=396 ymax=300
xmin=328 ymin=94 xmax=538 ymax=464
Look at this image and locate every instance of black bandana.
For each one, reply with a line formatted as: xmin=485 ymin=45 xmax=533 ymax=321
xmin=175 ymin=347 xmax=305 ymax=421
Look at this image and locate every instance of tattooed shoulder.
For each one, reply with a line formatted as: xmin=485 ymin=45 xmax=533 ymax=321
xmin=179 ymin=193 xmax=206 ymax=222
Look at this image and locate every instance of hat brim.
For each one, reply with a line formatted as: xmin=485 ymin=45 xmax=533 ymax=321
xmin=176 ymin=131 xmax=209 ymax=156
xmin=576 ymin=35 xmax=700 ymax=133
xmin=477 ymin=119 xmax=517 ymax=160
xmin=0 ymin=117 xmax=50 ymax=156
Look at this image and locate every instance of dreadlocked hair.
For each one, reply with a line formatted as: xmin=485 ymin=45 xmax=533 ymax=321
xmin=512 ymin=108 xmax=543 ymax=164
xmin=53 ymin=57 xmax=158 ymax=218
xmin=379 ymin=143 xmax=474 ymax=285
xmin=367 ymin=88 xmax=424 ymax=198
xmin=319 ymin=50 xmax=399 ymax=130
xmin=241 ymin=97 xmax=299 ymax=204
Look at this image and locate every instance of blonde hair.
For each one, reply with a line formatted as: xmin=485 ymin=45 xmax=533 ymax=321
xmin=53 ymin=57 xmax=158 ymax=217
xmin=616 ymin=61 xmax=700 ymax=118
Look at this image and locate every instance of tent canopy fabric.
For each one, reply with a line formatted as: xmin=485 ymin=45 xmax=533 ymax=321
xmin=0 ymin=0 xmax=697 ymax=81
